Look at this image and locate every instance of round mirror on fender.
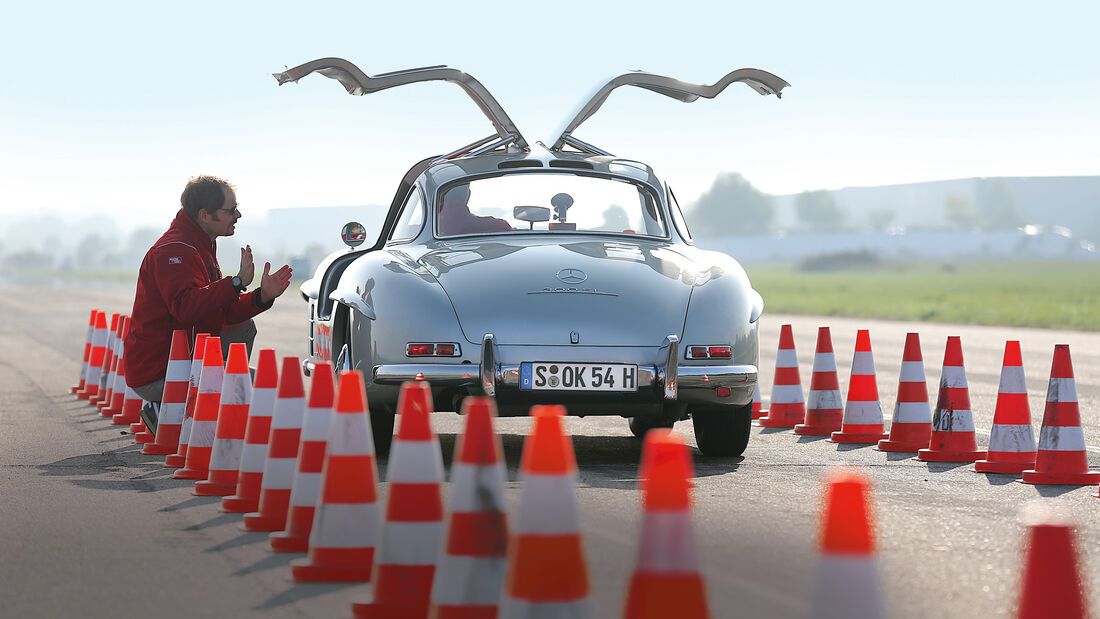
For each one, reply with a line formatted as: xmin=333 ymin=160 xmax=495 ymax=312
xmin=341 ymin=222 xmax=367 ymax=248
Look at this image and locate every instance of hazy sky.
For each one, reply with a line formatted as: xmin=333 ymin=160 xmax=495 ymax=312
xmin=2 ymin=1 xmax=1097 ymax=230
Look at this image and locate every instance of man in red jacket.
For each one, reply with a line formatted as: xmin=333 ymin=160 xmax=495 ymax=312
xmin=125 ymin=175 xmax=293 ymax=411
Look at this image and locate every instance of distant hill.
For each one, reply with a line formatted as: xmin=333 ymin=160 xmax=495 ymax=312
xmin=772 ymin=176 xmax=1100 ymax=241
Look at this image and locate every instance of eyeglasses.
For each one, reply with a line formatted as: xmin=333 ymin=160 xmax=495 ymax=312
xmin=217 ymin=205 xmax=241 ymax=216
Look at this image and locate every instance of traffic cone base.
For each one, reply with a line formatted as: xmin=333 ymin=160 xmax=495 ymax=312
xmin=794 ymin=410 xmax=842 ymax=436
xmin=351 ymin=565 xmax=435 ymax=618
xmin=164 ymin=453 xmax=186 ymax=468
xmin=135 ymin=431 xmax=154 ymax=444
xmin=269 ymin=506 xmax=312 ymax=553
xmin=220 ymin=486 xmax=260 ymax=514
xmin=877 ymin=422 xmax=932 ymax=451
xmin=241 ymin=488 xmax=291 ymax=531
xmin=624 ymin=573 xmax=710 ymax=618
xmin=974 ymin=454 xmax=1035 ymax=474
xmin=290 ymin=549 xmax=375 ymax=582
xmin=917 ymin=447 xmax=985 ymax=462
xmin=830 ymin=428 xmax=889 ymax=443
xmin=194 ymin=477 xmax=237 ymax=496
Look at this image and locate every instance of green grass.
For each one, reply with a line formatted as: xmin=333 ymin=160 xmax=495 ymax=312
xmin=746 ymin=261 xmax=1100 ymax=331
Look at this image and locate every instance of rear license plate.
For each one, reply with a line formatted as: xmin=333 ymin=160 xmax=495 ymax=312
xmin=519 ymin=362 xmax=638 ymax=392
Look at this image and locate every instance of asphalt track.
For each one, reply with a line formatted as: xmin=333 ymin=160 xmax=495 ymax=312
xmin=2 ymin=283 xmax=1098 ymax=618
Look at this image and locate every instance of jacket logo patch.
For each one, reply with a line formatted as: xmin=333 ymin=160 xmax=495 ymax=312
xmin=168 ymin=256 xmax=182 ymax=264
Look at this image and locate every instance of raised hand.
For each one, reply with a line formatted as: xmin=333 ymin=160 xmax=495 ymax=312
xmin=258 ymin=262 xmax=293 ymax=305
xmin=237 ymin=245 xmax=255 ymax=286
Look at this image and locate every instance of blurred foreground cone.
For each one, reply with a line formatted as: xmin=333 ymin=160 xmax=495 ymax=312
xmin=500 ymin=405 xmax=593 ymax=618
xmin=106 ymin=317 xmax=132 ymax=420
xmin=77 ymin=311 xmax=108 ymax=400
xmin=1020 ymin=345 xmax=1100 ymax=485
xmin=831 ymin=330 xmax=889 ymax=443
xmin=795 ymin=326 xmax=843 ymax=436
xmin=975 ymin=341 xmax=1036 ymax=473
xmin=878 ymin=332 xmax=932 ymax=452
xmin=243 ymin=356 xmax=306 ymax=531
xmin=98 ymin=315 xmax=126 ymax=414
xmin=1017 ymin=508 xmax=1090 ymax=619
xmin=72 ymin=309 xmax=97 ymax=394
xmin=759 ymin=324 xmax=805 ymax=428
xmin=270 ymin=362 xmax=334 ymax=550
xmin=430 ymin=397 xmax=509 ymax=619
xmin=353 ymin=381 xmax=444 ymax=618
xmin=622 ymin=430 xmax=709 ymax=619
xmin=750 ymin=387 xmax=765 ymax=419
xmin=195 ymin=343 xmax=253 ymax=495
xmin=91 ymin=312 xmax=120 ymax=407
xmin=172 ymin=337 xmax=223 ymax=480
xmin=142 ymin=330 xmax=191 ymax=455
xmin=291 ymin=370 xmax=379 ymax=582
xmin=223 ymin=349 xmax=278 ymax=512
xmin=811 ymin=468 xmax=885 ymax=619
xmin=918 ymin=336 xmax=985 ymax=462
xmin=165 ymin=333 xmax=209 ymax=468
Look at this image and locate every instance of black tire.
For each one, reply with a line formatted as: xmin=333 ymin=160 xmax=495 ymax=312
xmin=628 ymin=415 xmax=676 ymax=439
xmin=692 ymin=404 xmax=752 ymax=457
xmin=370 ymin=405 xmax=395 ymax=456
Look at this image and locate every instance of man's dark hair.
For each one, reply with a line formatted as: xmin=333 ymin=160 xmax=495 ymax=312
xmin=181 ymin=175 xmax=235 ymax=219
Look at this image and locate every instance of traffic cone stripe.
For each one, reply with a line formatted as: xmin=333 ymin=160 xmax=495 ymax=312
xmin=893 ymin=401 xmax=931 ymax=422
xmin=310 ymin=546 xmax=375 ymax=565
xmin=516 ymin=475 xmax=581 ymax=533
xmin=851 ymin=350 xmax=875 ymax=375
xmin=432 ymin=556 xmax=507 ymax=604
xmin=388 ymin=439 xmax=447 ymax=483
xmin=998 ymin=371 xmax=1027 ymax=394
xmin=447 ymin=462 xmax=507 ymax=511
xmin=323 ymin=455 xmax=378 ymax=502
xmin=936 ymin=387 xmax=972 ymax=411
xmin=849 ymin=373 xmax=878 ymax=395
xmin=842 ymin=402 xmax=883 ymax=424
xmin=807 ymin=388 xmax=842 ymax=409
xmin=311 ymin=502 xmax=380 ymax=546
xmin=1046 ymin=378 xmax=1077 ymax=404
xmin=446 ymin=511 xmax=509 ymax=555
xmin=896 ymin=381 xmax=928 ymax=402
xmin=931 ymin=409 xmax=976 ymax=432
xmin=507 ymin=535 xmax=589 ymax=598
xmin=775 ymin=349 xmax=799 ymax=368
xmin=240 ymin=443 xmax=268 ymax=473
xmin=268 ymin=427 xmax=304 ymax=459
xmin=770 ymin=384 xmax=804 ymax=404
xmin=814 ymin=558 xmax=884 ymax=616
xmin=637 ymin=512 xmax=698 ymax=570
xmin=897 ymin=360 xmax=923 ymax=382
xmin=288 ymin=472 xmax=322 ymax=505
xmin=298 ymin=440 xmax=327 ymax=471
xmin=387 ymin=484 xmax=444 ymax=521
xmin=773 ymin=366 xmax=801 ymax=385
xmin=189 ymin=419 xmax=218 ymax=448
xmin=328 ymin=412 xmax=376 ymax=455
xmin=260 ymin=455 xmax=298 ymax=487
xmin=376 ymin=521 xmax=444 ymax=564
xmin=810 ymin=351 xmax=837 ymax=373
xmin=1037 ymin=426 xmax=1086 ymax=451
xmin=987 ymin=425 xmax=1035 ymax=452
xmin=940 ymin=366 xmax=968 ymax=388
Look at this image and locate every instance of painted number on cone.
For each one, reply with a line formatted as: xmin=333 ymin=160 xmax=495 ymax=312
xmin=520 ymin=362 xmax=637 ymax=392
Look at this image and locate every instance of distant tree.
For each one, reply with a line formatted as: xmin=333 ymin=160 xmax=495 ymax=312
xmin=2 ymin=249 xmax=54 ymax=271
xmin=74 ymin=233 xmax=118 ymax=268
xmin=686 ymin=172 xmax=775 ymax=237
xmin=868 ymin=209 xmax=896 ymax=232
xmin=794 ymin=190 xmax=846 ymax=232
xmin=977 ymin=179 xmax=1022 ymax=229
xmin=944 ymin=193 xmax=979 ymax=229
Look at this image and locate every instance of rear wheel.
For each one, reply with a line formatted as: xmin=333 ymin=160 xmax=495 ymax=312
xmin=692 ymin=404 xmax=752 ymax=457
xmin=628 ymin=415 xmax=676 ymax=439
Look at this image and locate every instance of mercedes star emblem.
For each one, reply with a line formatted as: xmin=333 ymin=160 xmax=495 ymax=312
xmin=556 ymin=268 xmax=588 ymax=284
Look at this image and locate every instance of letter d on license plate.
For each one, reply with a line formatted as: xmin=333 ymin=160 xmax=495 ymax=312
xmin=520 ymin=362 xmax=638 ymax=392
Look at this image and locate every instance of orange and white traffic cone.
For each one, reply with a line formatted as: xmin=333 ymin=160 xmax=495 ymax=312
xmin=831 ymin=330 xmax=889 ymax=444
xmin=222 ymin=348 xmax=279 ymax=513
xmin=195 ymin=343 xmax=253 ymax=495
xmin=751 ymin=385 xmax=766 ymax=419
xmin=173 ymin=337 xmax=224 ymax=480
xmin=352 ymin=381 xmax=445 ymax=618
xmin=243 ymin=356 xmax=306 ymax=532
xmin=112 ymin=320 xmax=144 ymax=426
xmin=795 ymin=326 xmax=843 ymax=436
xmin=103 ymin=316 xmax=130 ymax=418
xmin=91 ymin=312 xmax=120 ymax=407
xmin=270 ymin=362 xmax=334 ymax=550
xmin=918 ymin=336 xmax=985 ymax=462
xmin=811 ymin=468 xmax=884 ymax=619
xmin=72 ymin=309 xmax=97 ymax=394
xmin=1020 ymin=345 xmax=1100 ymax=485
xmin=758 ymin=324 xmax=805 ymax=428
xmin=429 ymin=396 xmax=509 ymax=619
xmin=622 ymin=430 xmax=709 ymax=619
xmin=98 ymin=315 xmax=126 ymax=415
xmin=974 ymin=341 xmax=1036 ymax=474
xmin=1017 ymin=508 xmax=1090 ymax=619
xmin=291 ymin=370 xmax=379 ymax=582
xmin=165 ymin=333 xmax=209 ymax=468
xmin=878 ymin=332 xmax=932 ymax=452
xmin=77 ymin=311 xmax=108 ymax=400
xmin=500 ymin=405 xmax=593 ymax=618
xmin=141 ymin=330 xmax=191 ymax=455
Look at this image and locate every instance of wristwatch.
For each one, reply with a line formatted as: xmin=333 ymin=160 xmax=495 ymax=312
xmin=231 ymin=276 xmax=246 ymax=293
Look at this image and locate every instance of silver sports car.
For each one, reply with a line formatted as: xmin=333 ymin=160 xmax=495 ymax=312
xmin=278 ymin=58 xmax=788 ymax=457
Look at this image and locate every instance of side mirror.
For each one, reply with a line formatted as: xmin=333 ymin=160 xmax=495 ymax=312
xmin=513 ymin=206 xmax=550 ymax=223
xmin=341 ymin=221 xmax=367 ymax=248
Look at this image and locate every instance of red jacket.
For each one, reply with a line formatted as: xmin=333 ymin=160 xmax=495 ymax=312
xmin=125 ymin=209 xmax=270 ymax=388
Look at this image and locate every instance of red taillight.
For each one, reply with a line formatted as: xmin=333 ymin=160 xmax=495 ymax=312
xmin=716 ymin=386 xmax=731 ymax=397
xmin=686 ymin=345 xmax=732 ymax=360
xmin=407 ymin=344 xmax=434 ymax=356
xmin=435 ymin=343 xmax=456 ymax=356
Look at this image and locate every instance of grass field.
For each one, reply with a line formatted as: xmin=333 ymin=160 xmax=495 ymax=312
xmin=746 ymin=261 xmax=1100 ymax=331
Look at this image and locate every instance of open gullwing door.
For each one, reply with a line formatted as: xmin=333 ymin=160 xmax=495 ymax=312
xmin=274 ymin=57 xmax=528 ymax=152
xmin=549 ymin=68 xmax=790 ymax=154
